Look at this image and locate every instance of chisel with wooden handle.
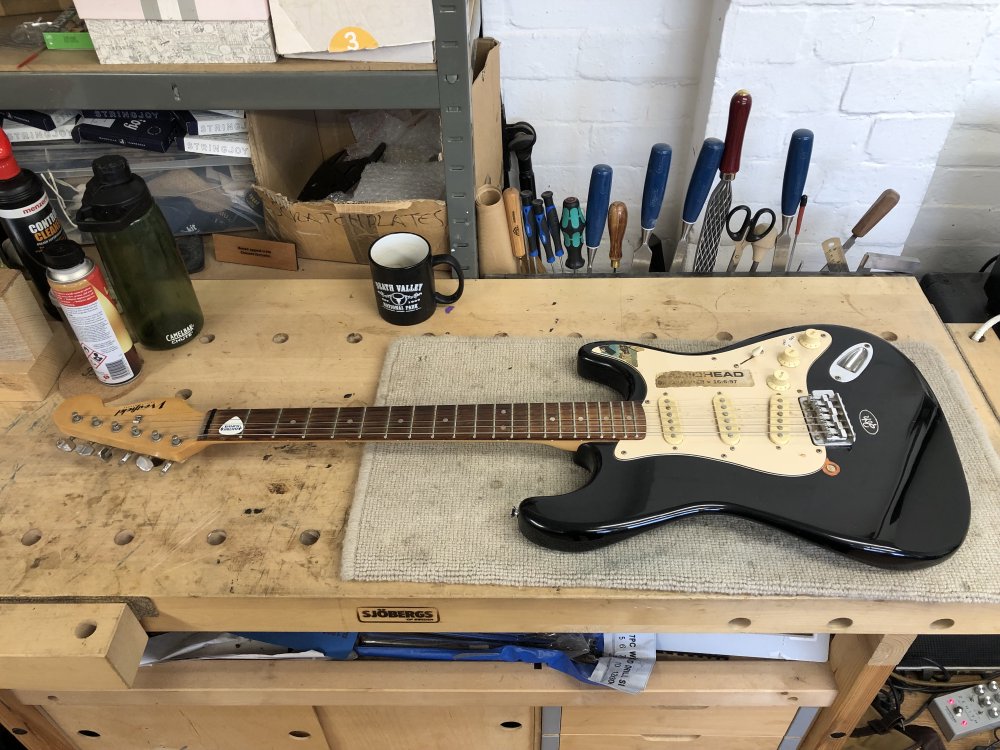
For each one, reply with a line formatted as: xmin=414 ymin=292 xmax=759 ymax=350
xmin=844 ymin=189 xmax=900 ymax=251
xmin=629 ymin=143 xmax=671 ymax=273
xmin=585 ymin=164 xmax=613 ymax=274
xmin=608 ymin=201 xmax=627 ymax=273
xmin=502 ymin=187 xmax=530 ymax=275
xmin=770 ymin=128 xmax=813 ymax=275
xmin=693 ymin=90 xmax=752 ymax=273
xmin=667 ymin=137 xmax=724 ymax=273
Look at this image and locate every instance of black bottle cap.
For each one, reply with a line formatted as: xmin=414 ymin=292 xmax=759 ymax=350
xmin=76 ymin=155 xmax=153 ymax=232
xmin=42 ymin=239 xmax=86 ymax=270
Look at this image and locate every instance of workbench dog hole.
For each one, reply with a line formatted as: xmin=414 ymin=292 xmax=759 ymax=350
xmin=199 ymin=333 xmax=215 ymax=344
xmin=728 ymin=617 xmax=751 ymax=629
xmin=827 ymin=617 xmax=854 ymax=629
xmin=930 ymin=618 xmax=956 ymax=630
xmin=207 ymin=529 xmax=228 ymax=545
xmin=74 ymin=621 xmax=98 ymax=639
xmin=881 ymin=331 xmax=898 ymax=342
xmin=114 ymin=530 xmax=134 ymax=546
xmin=346 ymin=332 xmax=363 ymax=343
xmin=20 ymin=528 xmax=41 ymax=546
xmin=288 ymin=730 xmax=311 ymax=740
xmin=10 ymin=728 xmax=26 ymax=735
xmin=716 ymin=331 xmax=734 ymax=342
xmin=175 ymin=389 xmax=192 ymax=400
xmin=77 ymin=730 xmax=101 ymax=738
xmin=500 ymin=721 xmax=523 ymax=730
xmin=299 ymin=529 xmax=321 ymax=546
xmin=273 ymin=333 xmax=289 ymax=344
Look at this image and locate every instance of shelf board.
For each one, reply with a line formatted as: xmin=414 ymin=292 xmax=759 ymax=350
xmin=0 ymin=15 xmax=440 ymax=109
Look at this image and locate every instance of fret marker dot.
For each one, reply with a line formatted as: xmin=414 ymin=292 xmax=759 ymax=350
xmin=443 ymin=417 xmax=449 ymax=422
xmin=500 ymin=410 xmax=507 ymax=415
xmin=397 ymin=418 xmax=405 ymax=423
xmin=549 ymin=417 xmax=555 ymax=422
xmin=347 ymin=419 xmax=354 ymax=424
xmin=577 ymin=417 xmax=584 ymax=421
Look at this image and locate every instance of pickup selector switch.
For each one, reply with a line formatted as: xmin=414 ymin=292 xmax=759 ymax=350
xmin=798 ymin=328 xmax=824 ymax=349
xmin=767 ymin=369 xmax=790 ymax=392
xmin=778 ymin=347 xmax=800 ymax=368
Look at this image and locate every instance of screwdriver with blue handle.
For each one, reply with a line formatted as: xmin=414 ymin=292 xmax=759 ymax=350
xmin=770 ymin=128 xmax=814 ymax=274
xmin=561 ymin=197 xmax=585 ymax=274
xmin=666 ymin=138 xmax=724 ymax=273
xmin=520 ymin=190 xmax=544 ymax=274
xmin=585 ymin=164 xmax=613 ymax=274
xmin=541 ymin=191 xmax=565 ymax=272
xmin=629 ymin=143 xmax=672 ymax=273
xmin=531 ymin=198 xmax=557 ymax=272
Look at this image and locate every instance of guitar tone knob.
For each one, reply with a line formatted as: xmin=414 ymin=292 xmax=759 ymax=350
xmin=798 ymin=329 xmax=824 ymax=349
xmin=778 ymin=346 xmax=800 ymax=368
xmin=766 ymin=369 xmax=790 ymax=392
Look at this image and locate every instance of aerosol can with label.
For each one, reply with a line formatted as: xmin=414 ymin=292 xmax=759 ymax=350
xmin=0 ymin=128 xmax=66 ymax=316
xmin=76 ymin=154 xmax=203 ymax=349
xmin=45 ymin=240 xmax=142 ymax=385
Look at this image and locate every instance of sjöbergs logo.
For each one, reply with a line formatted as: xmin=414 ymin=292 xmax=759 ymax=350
xmin=357 ymin=607 xmax=439 ymax=623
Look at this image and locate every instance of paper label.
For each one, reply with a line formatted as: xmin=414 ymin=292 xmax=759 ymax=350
xmin=213 ymin=233 xmax=298 ymax=272
xmin=588 ymin=633 xmax=656 ymax=694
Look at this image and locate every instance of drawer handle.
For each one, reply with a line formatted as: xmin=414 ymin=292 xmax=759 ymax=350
xmin=639 ymin=735 xmax=702 ymax=743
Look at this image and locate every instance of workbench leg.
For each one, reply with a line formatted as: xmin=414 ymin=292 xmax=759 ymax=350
xmin=801 ymin=633 xmax=915 ymax=750
xmin=0 ymin=690 xmax=76 ymax=750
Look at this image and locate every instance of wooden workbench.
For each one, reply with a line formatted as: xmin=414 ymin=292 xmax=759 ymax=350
xmin=0 ymin=277 xmax=995 ymax=750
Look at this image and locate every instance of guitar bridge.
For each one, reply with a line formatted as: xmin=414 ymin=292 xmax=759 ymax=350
xmin=800 ymin=390 xmax=855 ymax=447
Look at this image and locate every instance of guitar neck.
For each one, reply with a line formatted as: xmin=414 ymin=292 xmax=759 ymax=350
xmin=202 ymin=402 xmax=647 ymax=443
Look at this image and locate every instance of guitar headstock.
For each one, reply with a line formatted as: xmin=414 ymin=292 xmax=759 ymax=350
xmin=53 ymin=395 xmax=212 ymax=469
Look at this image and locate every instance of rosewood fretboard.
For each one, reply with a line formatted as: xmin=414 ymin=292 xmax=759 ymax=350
xmin=201 ymin=402 xmax=647 ymax=443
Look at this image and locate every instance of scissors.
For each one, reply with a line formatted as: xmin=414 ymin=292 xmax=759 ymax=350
xmin=725 ymin=205 xmax=776 ymax=273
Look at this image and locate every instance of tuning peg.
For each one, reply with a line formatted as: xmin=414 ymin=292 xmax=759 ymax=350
xmin=97 ymin=447 xmax=114 ymax=462
xmin=75 ymin=443 xmax=95 ymax=457
xmin=135 ymin=455 xmax=154 ymax=472
xmin=160 ymin=461 xmax=174 ymax=475
xmin=55 ymin=438 xmax=76 ymax=452
xmin=118 ymin=451 xmax=133 ymax=466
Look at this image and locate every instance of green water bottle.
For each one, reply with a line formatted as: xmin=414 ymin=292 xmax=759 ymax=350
xmin=76 ymin=155 xmax=203 ymax=350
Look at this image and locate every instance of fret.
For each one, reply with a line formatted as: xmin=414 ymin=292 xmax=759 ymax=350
xmin=384 ymin=406 xmax=392 ymax=439
xmin=620 ymin=401 xmax=628 ymax=437
xmin=597 ymin=402 xmax=604 ymax=438
xmin=584 ymin=402 xmax=591 ymax=438
xmin=303 ymin=406 xmax=313 ymax=438
xmin=526 ymin=403 xmax=532 ymax=439
xmin=243 ymin=408 xmax=280 ymax=440
xmin=557 ymin=402 xmax=564 ymax=438
xmin=509 ymin=403 xmax=514 ymax=438
xmin=271 ymin=408 xmax=283 ymax=439
xmin=607 ymin=401 xmax=617 ymax=438
xmin=571 ymin=402 xmax=578 ymax=439
xmin=432 ymin=405 xmax=438 ymax=439
xmin=452 ymin=405 xmax=458 ymax=439
xmin=358 ymin=407 xmax=368 ymax=439
xmin=630 ymin=401 xmax=639 ymax=438
xmin=363 ymin=407 xmax=390 ymax=440
xmin=492 ymin=403 xmax=497 ymax=439
xmin=472 ymin=403 xmax=478 ymax=439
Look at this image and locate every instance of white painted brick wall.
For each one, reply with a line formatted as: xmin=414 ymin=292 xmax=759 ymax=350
xmin=484 ymin=0 xmax=998 ymax=274
xmin=905 ymin=4 xmax=1000 ymax=273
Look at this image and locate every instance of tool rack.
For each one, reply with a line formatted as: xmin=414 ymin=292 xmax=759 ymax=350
xmin=0 ymin=0 xmax=482 ymax=274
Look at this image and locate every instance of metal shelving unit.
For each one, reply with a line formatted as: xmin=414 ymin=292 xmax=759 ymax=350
xmin=0 ymin=0 xmax=480 ymax=274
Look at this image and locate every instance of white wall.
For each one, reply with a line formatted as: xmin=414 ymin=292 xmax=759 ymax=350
xmin=485 ymin=0 xmax=1000 ymax=274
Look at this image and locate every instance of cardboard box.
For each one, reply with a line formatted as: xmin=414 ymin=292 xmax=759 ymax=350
xmin=86 ymin=18 xmax=276 ymax=64
xmin=268 ymin=0 xmax=476 ymax=63
xmin=249 ymin=38 xmax=501 ymax=265
xmin=73 ymin=0 xmax=269 ymax=20
xmin=0 ymin=0 xmax=70 ymax=16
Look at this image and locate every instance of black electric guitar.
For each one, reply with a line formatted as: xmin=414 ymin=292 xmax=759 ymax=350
xmin=54 ymin=325 xmax=970 ymax=570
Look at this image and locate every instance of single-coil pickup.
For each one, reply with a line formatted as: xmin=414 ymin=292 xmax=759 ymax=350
xmin=769 ymin=395 xmax=791 ymax=446
xmin=658 ymin=395 xmax=683 ymax=445
xmin=713 ymin=393 xmax=740 ymax=446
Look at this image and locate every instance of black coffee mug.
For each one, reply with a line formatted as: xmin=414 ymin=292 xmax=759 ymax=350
xmin=368 ymin=233 xmax=465 ymax=326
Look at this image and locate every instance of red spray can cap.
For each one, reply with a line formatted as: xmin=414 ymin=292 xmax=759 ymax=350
xmin=0 ymin=129 xmax=21 ymax=181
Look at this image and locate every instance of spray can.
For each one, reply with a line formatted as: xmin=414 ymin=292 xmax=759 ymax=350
xmin=0 ymin=128 xmax=66 ymax=317
xmin=44 ymin=240 xmax=142 ymax=385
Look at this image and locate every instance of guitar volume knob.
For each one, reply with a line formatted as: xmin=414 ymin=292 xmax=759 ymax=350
xmin=767 ymin=369 xmax=790 ymax=392
xmin=778 ymin=347 xmax=800 ymax=368
xmin=798 ymin=329 xmax=824 ymax=349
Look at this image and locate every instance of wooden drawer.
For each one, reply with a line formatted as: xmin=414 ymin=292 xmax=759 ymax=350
xmin=561 ymin=736 xmax=780 ymax=750
xmin=561 ymin=705 xmax=796 ymax=737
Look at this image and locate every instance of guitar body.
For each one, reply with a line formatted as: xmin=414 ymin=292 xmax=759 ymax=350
xmin=517 ymin=325 xmax=970 ymax=569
